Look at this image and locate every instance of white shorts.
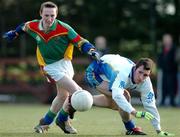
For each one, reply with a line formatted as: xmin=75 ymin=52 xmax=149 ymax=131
xmin=43 ymin=59 xmax=74 ymax=82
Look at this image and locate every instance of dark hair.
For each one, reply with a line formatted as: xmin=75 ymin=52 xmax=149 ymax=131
xmin=40 ymin=1 xmax=58 ymax=14
xmin=135 ymin=58 xmax=154 ymax=71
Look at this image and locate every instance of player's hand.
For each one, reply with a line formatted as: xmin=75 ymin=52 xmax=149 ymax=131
xmin=2 ymin=30 xmax=17 ymax=42
xmin=135 ymin=111 xmax=154 ymax=120
xmin=88 ymin=50 xmax=100 ymax=61
xmin=2 ymin=23 xmax=24 ymax=42
xmin=158 ymin=131 xmax=175 ymax=136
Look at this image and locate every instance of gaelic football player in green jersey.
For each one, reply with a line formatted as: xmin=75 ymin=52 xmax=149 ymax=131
xmin=3 ymin=1 xmax=100 ymax=134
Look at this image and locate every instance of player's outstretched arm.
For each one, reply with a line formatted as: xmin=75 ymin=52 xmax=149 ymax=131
xmin=2 ymin=23 xmax=24 ymax=42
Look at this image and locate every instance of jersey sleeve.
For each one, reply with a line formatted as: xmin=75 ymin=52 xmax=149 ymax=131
xmin=22 ymin=20 xmax=36 ymax=32
xmin=59 ymin=21 xmax=89 ymax=50
xmin=138 ymin=77 xmax=161 ymax=131
xmin=111 ymin=72 xmax=135 ymax=113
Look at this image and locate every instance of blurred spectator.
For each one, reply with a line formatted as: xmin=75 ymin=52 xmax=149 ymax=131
xmin=94 ymin=36 xmax=109 ymax=56
xmin=157 ymin=34 xmax=178 ymax=107
xmin=175 ymin=38 xmax=180 ymax=106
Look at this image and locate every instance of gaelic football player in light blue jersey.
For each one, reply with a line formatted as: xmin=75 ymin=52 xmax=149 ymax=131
xmin=85 ymin=54 xmax=174 ymax=136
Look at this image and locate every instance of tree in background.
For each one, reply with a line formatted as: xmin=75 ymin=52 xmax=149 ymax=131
xmin=0 ymin=0 xmax=179 ymax=59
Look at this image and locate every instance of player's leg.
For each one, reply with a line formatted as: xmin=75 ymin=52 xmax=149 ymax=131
xmin=55 ymin=75 xmax=82 ymax=134
xmin=95 ymin=84 xmax=146 ymax=135
xmin=93 ymin=81 xmax=113 ymax=108
xmin=35 ymin=76 xmax=80 ymax=134
xmin=54 ymin=60 xmax=81 ymax=134
xmin=42 ymin=87 xmax=69 ymax=124
xmin=119 ymin=90 xmax=131 ymax=122
xmin=93 ymin=94 xmax=111 ymax=108
xmin=34 ymin=87 xmax=69 ymax=133
xmin=35 ymin=59 xmax=77 ymax=134
xmin=103 ymin=90 xmax=146 ymax=135
xmin=50 ymin=86 xmax=69 ymax=113
xmin=118 ymin=90 xmax=146 ymax=135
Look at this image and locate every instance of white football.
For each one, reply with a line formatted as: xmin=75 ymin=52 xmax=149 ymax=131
xmin=71 ymin=90 xmax=93 ymax=112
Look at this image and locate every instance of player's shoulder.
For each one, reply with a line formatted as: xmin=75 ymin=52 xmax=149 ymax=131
xmin=26 ymin=19 xmax=40 ymax=25
xmin=101 ymin=54 xmax=134 ymax=65
xmin=101 ymin=54 xmax=120 ymax=60
xmin=137 ymin=77 xmax=152 ymax=90
xmin=23 ymin=19 xmax=40 ymax=31
xmin=24 ymin=19 xmax=40 ymax=27
xmin=56 ymin=19 xmax=72 ymax=30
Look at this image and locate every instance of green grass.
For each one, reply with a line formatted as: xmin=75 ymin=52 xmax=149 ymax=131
xmin=0 ymin=103 xmax=179 ymax=137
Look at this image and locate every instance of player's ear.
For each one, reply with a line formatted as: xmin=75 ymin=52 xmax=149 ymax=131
xmin=54 ymin=14 xmax=57 ymax=18
xmin=40 ymin=12 xmax=42 ymax=17
xmin=39 ymin=9 xmax=43 ymax=17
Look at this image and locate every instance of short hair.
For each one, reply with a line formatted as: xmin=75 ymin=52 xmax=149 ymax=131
xmin=135 ymin=58 xmax=154 ymax=71
xmin=40 ymin=1 xmax=58 ymax=14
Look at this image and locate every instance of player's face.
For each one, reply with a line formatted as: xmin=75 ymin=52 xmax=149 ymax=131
xmin=40 ymin=7 xmax=57 ymax=28
xmin=133 ymin=65 xmax=151 ymax=84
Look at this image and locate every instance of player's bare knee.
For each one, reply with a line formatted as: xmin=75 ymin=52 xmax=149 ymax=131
xmin=109 ymin=99 xmax=118 ymax=110
xmin=62 ymin=98 xmax=70 ymax=112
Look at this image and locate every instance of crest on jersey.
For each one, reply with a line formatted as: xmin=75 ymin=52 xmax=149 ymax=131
xmin=119 ymin=81 xmax=125 ymax=88
xmin=145 ymin=92 xmax=154 ymax=103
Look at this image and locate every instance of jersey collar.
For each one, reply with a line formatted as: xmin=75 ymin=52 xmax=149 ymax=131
xmin=39 ymin=19 xmax=57 ymax=32
xmin=129 ymin=66 xmax=136 ymax=84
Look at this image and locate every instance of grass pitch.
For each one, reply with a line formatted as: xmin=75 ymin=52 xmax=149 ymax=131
xmin=0 ymin=103 xmax=179 ymax=137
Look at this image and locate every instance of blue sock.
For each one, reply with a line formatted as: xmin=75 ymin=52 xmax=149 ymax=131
xmin=57 ymin=109 xmax=68 ymax=122
xmin=43 ymin=110 xmax=56 ymax=125
xmin=123 ymin=120 xmax=135 ymax=131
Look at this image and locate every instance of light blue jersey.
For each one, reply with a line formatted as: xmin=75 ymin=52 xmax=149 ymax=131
xmin=85 ymin=54 xmax=161 ymax=131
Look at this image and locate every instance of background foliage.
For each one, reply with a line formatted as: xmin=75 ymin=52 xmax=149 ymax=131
xmin=0 ymin=0 xmax=179 ymax=61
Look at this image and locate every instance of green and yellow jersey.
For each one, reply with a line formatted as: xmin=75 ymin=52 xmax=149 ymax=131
xmin=23 ymin=19 xmax=88 ymax=66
